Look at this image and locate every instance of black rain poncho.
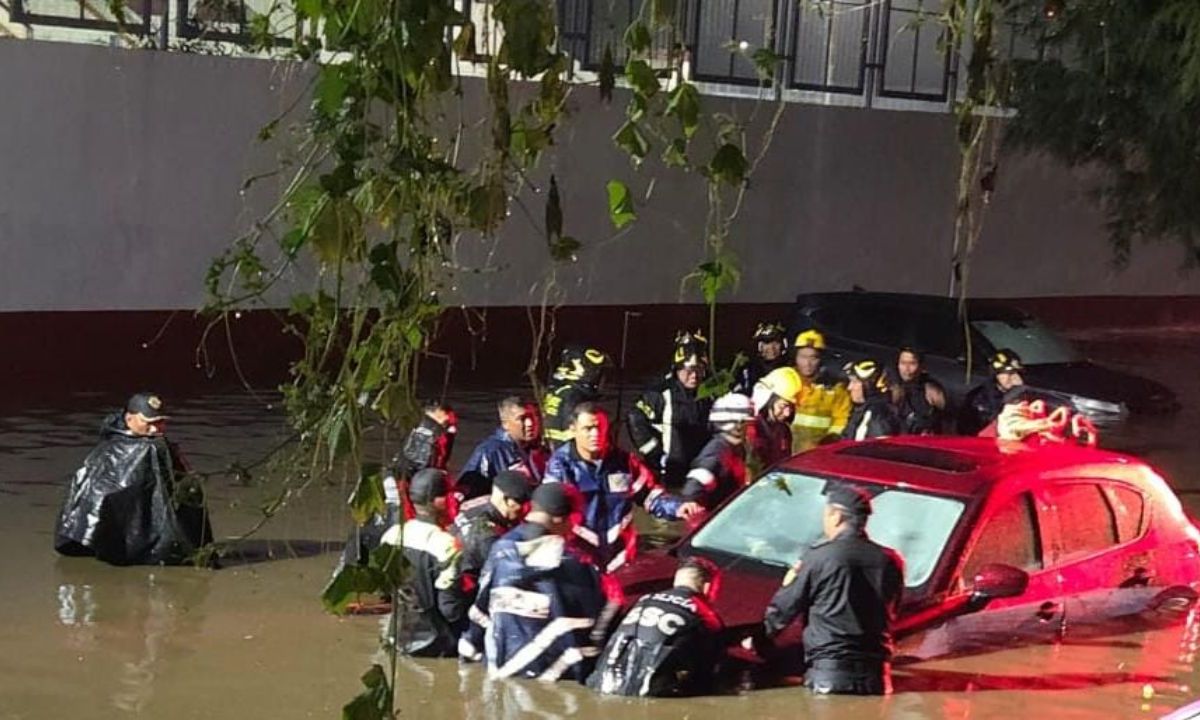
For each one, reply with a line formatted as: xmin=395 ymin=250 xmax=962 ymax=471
xmin=54 ymin=413 xmax=212 ymax=565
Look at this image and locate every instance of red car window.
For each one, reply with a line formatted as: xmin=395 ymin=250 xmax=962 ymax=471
xmin=1045 ymin=483 xmax=1119 ymax=564
xmin=1102 ymin=484 xmax=1146 ymax=544
xmin=962 ymin=491 xmax=1043 ymax=585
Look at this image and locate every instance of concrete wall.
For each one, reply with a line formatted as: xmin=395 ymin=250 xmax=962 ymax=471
xmin=2 ymin=38 xmax=1199 ymax=316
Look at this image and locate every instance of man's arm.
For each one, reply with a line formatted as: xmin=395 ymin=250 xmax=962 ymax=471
xmin=627 ymin=393 xmax=665 ymax=472
xmin=629 ymin=453 xmax=699 ymax=521
xmin=762 ymin=559 xmax=814 ymax=638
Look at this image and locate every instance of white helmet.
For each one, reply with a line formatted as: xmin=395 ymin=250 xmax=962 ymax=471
xmin=709 ymin=393 xmax=755 ymax=425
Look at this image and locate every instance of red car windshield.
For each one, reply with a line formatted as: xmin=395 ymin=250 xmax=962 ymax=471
xmin=688 ymin=471 xmax=966 ymax=588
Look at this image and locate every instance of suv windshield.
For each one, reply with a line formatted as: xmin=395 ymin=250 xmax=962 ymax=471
xmin=688 ymin=472 xmax=965 ymax=588
xmin=971 ymin=319 xmax=1081 ymax=365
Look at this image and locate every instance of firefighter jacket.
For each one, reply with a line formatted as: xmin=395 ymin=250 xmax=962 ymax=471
xmin=733 ymin=355 xmax=789 ymax=395
xmin=450 ymin=496 xmax=519 ymax=607
xmin=456 ymin=428 xmax=547 ymax=502
xmin=682 ymin=434 xmax=748 ymax=510
xmin=791 ymin=374 xmax=852 ymax=452
xmin=628 ymin=376 xmax=712 ymax=487
xmin=542 ymin=383 xmax=599 ymax=448
xmin=544 ymin=443 xmax=684 ymax=573
xmin=588 ymin=586 xmax=725 ymax=697
xmin=747 ymin=412 xmax=793 ymax=473
xmin=843 ymin=396 xmax=902 ymax=441
xmin=380 ymin=515 xmax=464 ymax=657
xmin=763 ymin=528 xmax=904 ymax=668
xmin=461 ymin=522 xmax=606 ymax=683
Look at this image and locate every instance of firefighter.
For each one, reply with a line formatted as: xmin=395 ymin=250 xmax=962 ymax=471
xmin=456 ymin=396 xmax=546 ymax=502
xmin=542 ymin=345 xmax=612 ymax=449
xmin=588 ymin=557 xmax=726 ymax=697
xmin=789 ymin=330 xmax=852 ymax=451
xmin=842 ymin=360 xmax=902 ymax=441
xmin=628 ymin=330 xmax=713 ymax=489
xmin=734 ymin=321 xmax=789 ymax=394
xmin=959 ymin=349 xmax=1025 ymax=435
xmin=682 ymin=393 xmax=755 ymax=511
xmin=449 ymin=470 xmax=532 ymax=612
xmin=459 ymin=483 xmax=609 ymax=683
xmin=895 ymin=348 xmax=946 ymax=435
xmin=750 ymin=483 xmax=904 ymax=695
xmin=547 ymin=403 xmax=700 ymax=573
xmin=747 ymin=367 xmax=801 ymax=471
xmin=378 ymin=469 xmax=464 ymax=657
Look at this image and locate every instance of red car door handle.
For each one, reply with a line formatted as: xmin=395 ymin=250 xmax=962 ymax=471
xmin=1035 ymin=601 xmax=1061 ymax=622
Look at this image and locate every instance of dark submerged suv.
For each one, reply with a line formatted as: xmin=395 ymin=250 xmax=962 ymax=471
xmin=792 ymin=292 xmax=1179 ymax=427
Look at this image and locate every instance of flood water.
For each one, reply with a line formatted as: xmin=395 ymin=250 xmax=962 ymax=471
xmin=4 ymin=331 xmax=1200 ymax=719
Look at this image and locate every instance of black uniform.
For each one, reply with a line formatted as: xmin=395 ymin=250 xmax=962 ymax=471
xmin=682 ymin=434 xmax=747 ymax=510
xmin=747 ymin=412 xmax=793 ymax=472
xmin=898 ymin=375 xmax=945 ymax=435
xmin=383 ymin=515 xmax=464 ymax=657
xmin=734 ymin=355 xmax=788 ymax=395
xmin=763 ymin=528 xmax=904 ymax=695
xmin=959 ymin=382 xmax=1005 ymax=435
xmin=396 ymin=414 xmax=455 ymax=479
xmin=842 ymin=395 xmax=902 ymax=441
xmin=628 ymin=376 xmax=712 ymax=488
xmin=449 ymin=495 xmax=518 ymax=606
xmin=588 ymin=586 xmax=725 ymax=697
xmin=542 ymin=383 xmax=599 ymax=448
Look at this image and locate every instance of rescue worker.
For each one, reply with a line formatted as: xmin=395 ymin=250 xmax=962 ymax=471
xmin=588 ymin=557 xmax=726 ymax=697
xmin=547 ymin=403 xmax=701 ymax=573
xmin=457 ymin=396 xmax=545 ymax=502
xmin=747 ymin=367 xmax=801 ymax=471
xmin=789 ymin=330 xmax=852 ymax=451
xmin=628 ymin=330 xmax=713 ymax=489
xmin=449 ymin=470 xmax=532 ymax=611
xmin=842 ymin=360 xmax=902 ymax=441
xmin=959 ymin=349 xmax=1025 ymax=436
xmin=682 ymin=393 xmax=755 ymax=511
xmin=379 ymin=469 xmax=464 ymax=657
xmin=751 ymin=483 xmax=904 ymax=695
xmin=895 ymin=348 xmax=946 ymax=435
xmin=543 ymin=345 xmax=612 ymax=448
xmin=734 ymin=321 xmax=789 ymax=394
xmin=459 ymin=483 xmax=608 ymax=683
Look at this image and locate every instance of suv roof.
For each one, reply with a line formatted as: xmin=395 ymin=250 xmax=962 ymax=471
xmin=795 ymin=291 xmax=1032 ymax=323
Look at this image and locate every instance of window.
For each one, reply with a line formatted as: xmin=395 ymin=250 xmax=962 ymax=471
xmin=970 ymin=319 xmax=1082 ymax=365
xmin=1045 ymin=483 xmax=1118 ymax=564
xmin=962 ymin=492 xmax=1042 ymax=585
xmin=1102 ymin=485 xmax=1145 ymax=544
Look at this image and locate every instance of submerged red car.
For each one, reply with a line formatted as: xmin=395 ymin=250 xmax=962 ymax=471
xmin=617 ymin=436 xmax=1200 ymax=661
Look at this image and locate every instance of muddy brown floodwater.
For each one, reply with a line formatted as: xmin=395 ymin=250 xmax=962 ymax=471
xmin=4 ymin=331 xmax=1200 ymax=719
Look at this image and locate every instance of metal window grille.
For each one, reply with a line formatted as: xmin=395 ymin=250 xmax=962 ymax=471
xmin=10 ymin=0 xmax=152 ymax=34
xmin=787 ymin=0 xmax=871 ymax=94
xmin=876 ymin=0 xmax=950 ymax=101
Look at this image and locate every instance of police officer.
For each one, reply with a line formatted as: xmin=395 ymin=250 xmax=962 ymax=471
xmin=459 ymin=483 xmax=609 ymax=683
xmin=547 ymin=403 xmax=700 ymax=572
xmin=589 ymin=557 xmax=725 ymax=697
xmin=450 ymin=470 xmax=532 ymax=610
xmin=842 ymin=360 xmax=902 ymax=441
xmin=457 ymin=396 xmax=546 ymax=502
xmin=895 ymin=349 xmax=946 ymax=435
xmin=628 ymin=330 xmax=713 ymax=489
xmin=683 ymin=393 xmax=755 ymax=511
xmin=734 ymin=322 xmax=789 ymax=394
xmin=747 ymin=367 xmax=801 ymax=471
xmin=379 ymin=469 xmax=464 ymax=657
xmin=959 ymin=349 xmax=1025 ymax=435
xmin=789 ymin=330 xmax=852 ymax=452
xmin=753 ymin=483 xmax=904 ymax=695
xmin=542 ymin=345 xmax=612 ymax=449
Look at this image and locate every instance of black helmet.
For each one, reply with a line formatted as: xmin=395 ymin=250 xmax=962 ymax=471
xmin=752 ymin=321 xmax=787 ymax=344
xmin=550 ymin=345 xmax=611 ymax=389
xmin=990 ymin=349 xmax=1024 ymax=376
xmin=672 ymin=330 xmax=709 ymax=370
xmin=843 ymin=359 xmax=890 ymax=397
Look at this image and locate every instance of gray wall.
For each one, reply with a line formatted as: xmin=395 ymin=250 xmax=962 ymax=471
xmin=2 ymin=39 xmax=1197 ymax=313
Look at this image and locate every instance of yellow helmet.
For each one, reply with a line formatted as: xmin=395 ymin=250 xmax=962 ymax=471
xmin=759 ymin=367 xmax=803 ymax=403
xmin=793 ymin=329 xmax=826 ymax=351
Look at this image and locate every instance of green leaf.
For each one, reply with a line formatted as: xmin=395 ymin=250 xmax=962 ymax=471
xmin=706 ymin=143 xmax=748 ymax=186
xmin=467 ymin=179 xmax=507 ymax=231
xmin=367 ymin=242 xmax=402 ymax=294
xmin=315 ymin=66 xmax=349 ymax=118
xmin=295 ymin=0 xmax=320 ymax=19
xmin=321 ymin=564 xmax=380 ymax=614
xmin=549 ymin=235 xmax=581 ymax=261
xmin=606 ymin=180 xmax=636 ymax=229
xmin=453 ymin=20 xmax=476 ymax=60
xmin=613 ymin=120 xmax=650 ymax=165
xmin=662 ymin=137 xmax=688 ymax=168
xmin=341 ymin=664 xmax=392 ymax=720
xmin=368 ymin=542 xmax=408 ymax=589
xmin=624 ymin=21 xmax=652 ymax=55
xmin=545 ymin=174 xmax=563 ymax=240
xmin=599 ymin=44 xmax=616 ymax=103
xmin=280 ymin=228 xmax=307 ymax=258
xmin=749 ymin=47 xmax=781 ymax=81
xmin=665 ymin=82 xmax=700 ymax=139
xmin=257 ymin=118 xmax=279 ymax=142
xmin=347 ymin=464 xmax=386 ymax=526
xmin=493 ymin=0 xmax=557 ymax=76
xmin=625 ymin=59 xmax=659 ymax=98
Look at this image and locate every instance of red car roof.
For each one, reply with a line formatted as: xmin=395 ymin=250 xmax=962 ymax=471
xmin=779 ymin=435 xmax=1139 ymax=499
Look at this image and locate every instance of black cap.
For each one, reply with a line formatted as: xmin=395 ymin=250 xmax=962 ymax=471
xmin=493 ymin=470 xmax=533 ymax=504
xmin=409 ymin=468 xmax=449 ymax=505
xmin=530 ymin=482 xmax=573 ymax=518
xmin=824 ymin=482 xmax=872 ymax=517
xmin=126 ymin=392 xmax=169 ymax=421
